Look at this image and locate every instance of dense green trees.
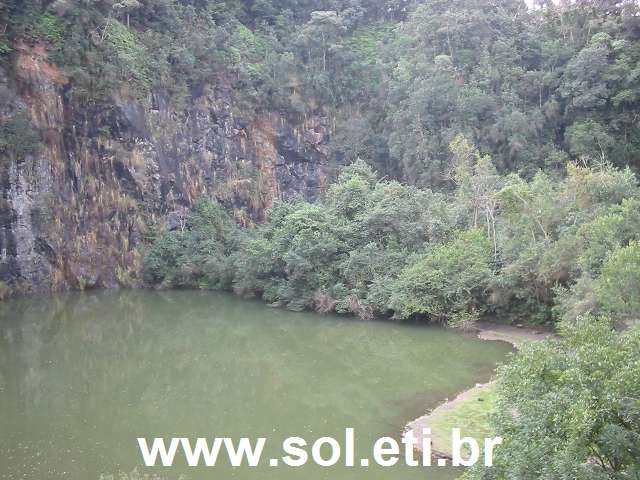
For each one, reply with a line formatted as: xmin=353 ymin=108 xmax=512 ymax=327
xmin=226 ymin=160 xmax=452 ymax=318
xmin=390 ymin=229 xmax=494 ymax=328
xmin=380 ymin=0 xmax=640 ymax=184
xmin=4 ymin=1 xmax=640 ymax=182
xmin=143 ymin=199 xmax=239 ymax=289
xmin=0 ymin=2 xmax=625 ymax=173
xmin=597 ymin=241 xmax=640 ymax=320
xmin=144 ymin=145 xmax=640 ymax=332
xmin=467 ymin=317 xmax=640 ymax=480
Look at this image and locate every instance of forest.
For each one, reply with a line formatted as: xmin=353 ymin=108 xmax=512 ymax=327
xmin=3 ymin=0 xmax=640 ymax=182
xmin=1 ymin=0 xmax=639 ymax=479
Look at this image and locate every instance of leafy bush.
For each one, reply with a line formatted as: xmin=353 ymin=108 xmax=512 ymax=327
xmin=143 ymin=199 xmax=238 ymax=289
xmin=390 ymin=229 xmax=494 ymax=327
xmin=30 ymin=13 xmax=65 ymax=46
xmin=102 ymin=20 xmax=152 ymax=95
xmin=577 ymin=199 xmax=640 ymax=276
xmin=466 ymin=317 xmax=640 ymax=480
xmin=597 ymin=241 xmax=640 ymax=321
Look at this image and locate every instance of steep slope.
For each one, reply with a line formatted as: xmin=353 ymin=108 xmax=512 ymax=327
xmin=0 ymin=43 xmax=329 ymax=295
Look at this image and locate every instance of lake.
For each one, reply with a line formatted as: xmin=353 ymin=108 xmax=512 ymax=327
xmin=0 ymin=290 xmax=511 ymax=480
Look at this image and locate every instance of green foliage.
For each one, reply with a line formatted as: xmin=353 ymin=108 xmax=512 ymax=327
xmin=577 ymin=198 xmax=640 ymax=276
xmin=229 ymin=159 xmax=457 ymax=319
xmin=467 ymin=317 xmax=640 ymax=480
xmin=343 ymin=23 xmax=395 ymax=65
xmin=487 ymin=161 xmax=640 ymax=325
xmin=390 ymin=229 xmax=493 ymax=327
xmin=597 ymin=242 xmax=640 ymax=320
xmin=566 ymin=120 xmax=613 ymax=163
xmin=0 ymin=111 xmax=40 ymax=161
xmin=143 ymin=199 xmax=238 ymax=289
xmin=143 ymin=142 xmax=640 ymax=334
xmin=30 ymin=13 xmax=65 ymax=45
xmin=101 ymin=19 xmax=152 ymax=95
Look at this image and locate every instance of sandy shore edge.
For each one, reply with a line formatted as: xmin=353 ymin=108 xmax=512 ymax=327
xmin=402 ymin=323 xmax=551 ymax=458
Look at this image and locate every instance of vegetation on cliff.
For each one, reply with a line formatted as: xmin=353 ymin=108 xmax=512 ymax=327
xmin=3 ymin=0 xmax=640 ymax=184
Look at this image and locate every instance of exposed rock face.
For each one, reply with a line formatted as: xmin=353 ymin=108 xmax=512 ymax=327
xmin=0 ymin=45 xmax=330 ymax=295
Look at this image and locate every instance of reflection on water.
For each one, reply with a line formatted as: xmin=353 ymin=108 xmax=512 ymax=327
xmin=0 ymin=290 xmax=511 ymax=480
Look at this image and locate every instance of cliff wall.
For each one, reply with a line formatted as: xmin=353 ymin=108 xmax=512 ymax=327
xmin=0 ymin=45 xmax=330 ymax=295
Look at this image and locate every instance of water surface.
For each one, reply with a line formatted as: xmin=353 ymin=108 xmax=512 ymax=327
xmin=0 ymin=290 xmax=511 ymax=479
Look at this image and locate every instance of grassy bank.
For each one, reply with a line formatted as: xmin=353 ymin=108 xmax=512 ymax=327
xmin=404 ymin=324 xmax=549 ymax=458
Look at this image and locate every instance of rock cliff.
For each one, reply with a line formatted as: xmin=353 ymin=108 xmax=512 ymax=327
xmin=0 ymin=44 xmax=330 ymax=296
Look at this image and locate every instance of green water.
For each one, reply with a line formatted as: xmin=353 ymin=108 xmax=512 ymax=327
xmin=0 ymin=290 xmax=511 ymax=480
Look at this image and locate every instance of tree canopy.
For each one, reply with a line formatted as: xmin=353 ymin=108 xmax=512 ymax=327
xmin=3 ymin=0 xmax=640 ymax=183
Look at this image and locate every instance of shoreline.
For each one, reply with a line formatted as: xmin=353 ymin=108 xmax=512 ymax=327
xmin=402 ymin=322 xmax=551 ymax=458
xmin=473 ymin=321 xmax=551 ymax=348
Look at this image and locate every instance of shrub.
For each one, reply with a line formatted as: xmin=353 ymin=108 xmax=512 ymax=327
xmin=30 ymin=13 xmax=65 ymax=46
xmin=142 ymin=198 xmax=238 ymax=289
xmin=0 ymin=111 xmax=40 ymax=161
xmin=466 ymin=317 xmax=640 ymax=480
xmin=597 ymin=241 xmax=640 ymax=320
xmin=390 ymin=229 xmax=494 ymax=327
